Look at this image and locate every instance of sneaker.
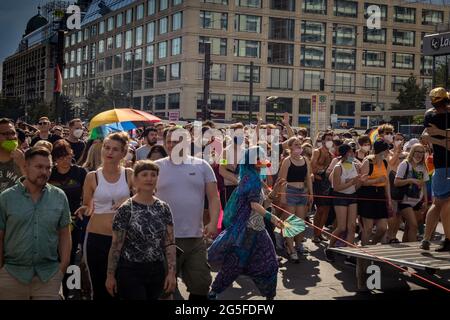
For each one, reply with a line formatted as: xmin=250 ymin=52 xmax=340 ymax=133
xmin=435 ymin=238 xmax=450 ymax=252
xmin=324 ymin=248 xmax=335 ymax=262
xmin=420 ymin=240 xmax=430 ymax=250
xmin=289 ymin=252 xmax=300 ymax=264
xmin=344 ymin=256 xmax=357 ymax=267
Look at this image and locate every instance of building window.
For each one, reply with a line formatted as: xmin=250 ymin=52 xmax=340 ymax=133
xmin=269 ymin=18 xmax=295 ymax=41
xmin=198 ymin=63 xmax=227 ymax=80
xmin=135 ymin=48 xmax=143 ymax=69
xmin=146 ymin=45 xmax=154 ymax=65
xmin=392 ymin=75 xmax=409 ymax=92
xmin=125 ymin=30 xmax=133 ymax=49
xmin=126 ymin=9 xmax=133 ymax=24
xmin=148 ymin=0 xmax=156 ymax=15
xmin=173 ymin=0 xmax=183 ymax=5
xmin=232 ymin=95 xmax=260 ymax=112
xmin=99 ymin=21 xmax=105 ymax=34
xmin=363 ymin=74 xmax=384 ymax=90
xmin=233 ymin=64 xmax=260 ymax=82
xmin=133 ymin=70 xmax=142 ymax=91
xmin=236 ymin=0 xmax=261 ymax=8
xmin=116 ymin=34 xmax=122 ymax=49
xmin=421 ymin=56 xmax=433 ymax=76
xmin=144 ymin=68 xmax=154 ymax=88
xmin=300 ymin=70 xmax=324 ymax=91
xmin=172 ymin=12 xmax=182 ymax=31
xmin=392 ymin=53 xmax=414 ymax=69
xmin=159 ymin=17 xmax=168 ymax=35
xmin=77 ymin=48 xmax=82 ymax=63
xmin=170 ymin=63 xmax=181 ymax=80
xmin=200 ymin=11 xmax=228 ymax=30
xmin=394 ymin=6 xmax=416 ymax=24
xmin=65 ymin=36 xmax=70 ymax=48
xmin=160 ymin=0 xmax=168 ymax=11
xmin=268 ymin=68 xmax=293 ymax=89
xmin=301 ymin=21 xmax=326 ymax=44
xmin=235 ymin=15 xmax=261 ymax=33
xmin=302 ymin=0 xmax=327 ymax=14
xmin=266 ymin=97 xmax=292 ymax=113
xmin=335 ymin=101 xmax=355 ymax=116
xmin=155 ymin=94 xmax=166 ymax=109
xmin=97 ymin=59 xmax=105 ymax=73
xmin=334 ymin=0 xmax=357 ymax=18
xmin=268 ymin=43 xmax=294 ymax=65
xmin=363 ymin=27 xmax=386 ymax=44
xmin=90 ymin=44 xmax=96 ymax=59
xmin=136 ymin=26 xmax=144 ymax=46
xmin=147 ymin=22 xmax=155 ymax=43
xmin=107 ymin=17 xmax=114 ymax=31
xmin=105 ymin=56 xmax=113 ymax=71
xmin=124 ymin=51 xmax=133 ymax=71
xmin=362 ymin=50 xmax=386 ymax=67
xmin=114 ymin=54 xmax=122 ymax=69
xmin=199 ymin=37 xmax=227 ymax=55
xmin=77 ymin=31 xmax=82 ymax=43
xmin=301 ymin=46 xmax=325 ymax=68
xmin=270 ymin=0 xmax=295 ymax=11
xmin=107 ymin=37 xmax=114 ymax=50
xmin=169 ymin=93 xmax=180 ymax=109
xmin=364 ymin=3 xmax=387 ymax=21
xmin=171 ymin=37 xmax=182 ymax=56
xmin=202 ymin=0 xmax=228 ymax=4
xmin=333 ymin=72 xmax=355 ymax=93
xmin=333 ymin=24 xmax=356 ymax=46
xmin=422 ymin=78 xmax=432 ymax=91
xmin=157 ymin=66 xmax=167 ymax=82
xmin=84 ymin=28 xmax=89 ymax=41
xmin=422 ymin=9 xmax=443 ymax=25
xmin=299 ymin=98 xmax=311 ymax=114
xmin=234 ymin=39 xmax=260 ymax=58
xmin=393 ymin=30 xmax=415 ymax=47
xmin=99 ymin=40 xmax=105 ymax=54
xmin=158 ymin=41 xmax=168 ymax=59
xmin=332 ymin=48 xmax=356 ymax=70
xmin=91 ymin=25 xmax=97 ymax=37
xmin=361 ymin=102 xmax=385 ymax=112
xmin=137 ymin=4 xmax=144 ymax=20
xmin=198 ymin=93 xmax=226 ymax=110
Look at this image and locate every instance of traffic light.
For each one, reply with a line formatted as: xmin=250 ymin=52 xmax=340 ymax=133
xmin=320 ymin=79 xmax=325 ymax=91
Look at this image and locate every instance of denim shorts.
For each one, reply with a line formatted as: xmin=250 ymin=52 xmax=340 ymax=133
xmin=286 ymin=185 xmax=308 ymax=207
xmin=332 ymin=191 xmax=357 ymax=207
xmin=432 ymin=168 xmax=450 ymax=199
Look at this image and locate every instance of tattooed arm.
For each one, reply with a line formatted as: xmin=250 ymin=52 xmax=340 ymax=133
xmin=105 ymin=230 xmax=126 ymax=297
xmin=163 ymin=224 xmax=177 ymax=293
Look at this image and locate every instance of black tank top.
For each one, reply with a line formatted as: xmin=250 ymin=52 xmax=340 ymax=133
xmin=286 ymin=158 xmax=307 ymax=183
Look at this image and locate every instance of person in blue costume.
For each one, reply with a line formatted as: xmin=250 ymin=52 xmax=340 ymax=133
xmin=207 ymin=146 xmax=284 ymax=300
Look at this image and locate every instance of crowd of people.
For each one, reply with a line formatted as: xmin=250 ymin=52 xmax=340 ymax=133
xmin=0 ymin=87 xmax=449 ymax=300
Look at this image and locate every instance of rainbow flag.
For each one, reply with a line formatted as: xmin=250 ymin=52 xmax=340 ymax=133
xmin=369 ymin=127 xmax=379 ymax=144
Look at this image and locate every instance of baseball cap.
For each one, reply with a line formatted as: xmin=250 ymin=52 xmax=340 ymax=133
xmin=429 ymin=87 xmax=450 ymax=104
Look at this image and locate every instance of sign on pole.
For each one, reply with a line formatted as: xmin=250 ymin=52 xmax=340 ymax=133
xmin=311 ymin=94 xmax=329 ymax=142
xmin=169 ymin=111 xmax=180 ymax=122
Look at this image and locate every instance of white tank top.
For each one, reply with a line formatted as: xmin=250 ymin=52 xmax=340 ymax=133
xmin=93 ymin=167 xmax=131 ymax=214
xmin=332 ymin=161 xmax=358 ymax=194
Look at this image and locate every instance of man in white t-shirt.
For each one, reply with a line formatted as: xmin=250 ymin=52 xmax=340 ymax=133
xmin=155 ymin=126 xmax=220 ymax=300
xmin=135 ymin=127 xmax=158 ymax=160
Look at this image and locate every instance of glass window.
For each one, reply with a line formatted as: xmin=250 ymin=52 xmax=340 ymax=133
xmin=99 ymin=21 xmax=105 ymax=34
xmin=202 ymin=0 xmax=228 ymax=4
xmin=84 ymin=28 xmax=89 ymax=41
xmin=155 ymin=94 xmax=166 ymax=109
xmin=77 ymin=31 xmax=82 ymax=43
xmin=198 ymin=63 xmax=226 ymax=80
xmin=270 ymin=0 xmax=295 ymax=11
xmin=135 ymin=48 xmax=143 ymax=69
xmin=299 ymin=98 xmax=311 ymax=114
xmin=137 ymin=4 xmax=144 ymax=20
xmin=268 ymin=68 xmax=293 ymax=89
xmin=266 ymin=97 xmax=292 ymax=113
xmin=105 ymin=56 xmax=113 ymax=71
xmin=133 ymin=70 xmax=142 ymax=91
xmin=114 ymin=54 xmax=122 ymax=69
xmin=116 ymin=13 xmax=123 ymax=27
xmin=394 ymin=6 xmax=416 ymax=24
xmin=124 ymin=51 xmax=133 ymax=71
xmin=144 ymin=68 xmax=154 ymax=89
xmin=333 ymin=72 xmax=355 ymax=93
xmin=234 ymin=39 xmax=260 ymax=58
xmin=335 ymin=101 xmax=355 ymax=116
xmin=422 ymin=9 xmax=443 ymax=25
xmin=90 ymin=43 xmax=96 ymax=59
xmin=421 ymin=56 xmax=433 ymax=76
xmin=126 ymin=9 xmax=133 ymax=24
xmin=393 ymin=30 xmax=415 ymax=47
xmin=300 ymin=70 xmax=324 ymax=91
xmin=65 ymin=36 xmax=70 ymax=48
xmin=146 ymin=45 xmax=154 ymax=65
xmin=116 ymin=34 xmax=122 ymax=49
xmin=363 ymin=27 xmax=386 ymax=44
xmin=269 ymin=18 xmax=295 ymax=41
xmin=107 ymin=37 xmax=114 ymax=50
xmin=200 ymin=11 xmax=228 ymax=30
xmin=302 ymin=0 xmax=327 ymax=15
xmin=268 ymin=43 xmax=294 ymax=65
xmin=233 ymin=65 xmax=260 ymax=82
xmin=333 ymin=24 xmax=356 ymax=46
xmin=157 ymin=66 xmax=167 ymax=82
xmin=97 ymin=59 xmax=105 ymax=73
xmin=125 ymin=30 xmax=133 ymax=49
xmin=332 ymin=48 xmax=356 ymax=70
xmin=197 ymin=93 xmax=226 ymax=110
xmin=235 ymin=0 xmax=261 ymax=8
xmin=334 ymin=0 xmax=357 ymax=18
xmin=160 ymin=0 xmax=168 ymax=11
xmin=171 ymin=37 xmax=182 ymax=55
xmin=172 ymin=12 xmax=182 ymax=31
xmin=147 ymin=22 xmax=155 ymax=43
xmin=70 ymin=50 xmax=75 ymax=62
xmin=362 ymin=50 xmax=386 ymax=67
xmin=136 ymin=26 xmax=143 ymax=46
xmin=422 ymin=78 xmax=432 ymax=91
xmin=91 ymin=25 xmax=97 ymax=37
xmin=392 ymin=53 xmax=414 ymax=69
xmin=169 ymin=93 xmax=180 ymax=109
xmin=392 ymin=75 xmax=409 ymax=92
xmin=301 ymin=21 xmax=326 ymax=43
xmin=200 ymin=37 xmax=227 ymax=56
xmin=361 ymin=102 xmax=385 ymax=112
xmin=301 ymin=46 xmax=325 ymax=68
xmin=232 ymin=95 xmax=260 ymax=112
xmin=77 ymin=48 xmax=82 ymax=63
xmin=170 ymin=63 xmax=181 ymax=80
xmin=148 ymin=0 xmax=156 ymax=15
xmin=99 ymin=40 xmax=105 ymax=54
xmin=159 ymin=17 xmax=168 ymax=35
xmin=235 ymin=15 xmax=261 ymax=33
xmin=158 ymin=41 xmax=168 ymax=59
xmin=364 ymin=3 xmax=387 ymax=21
xmin=363 ymin=74 xmax=384 ymax=90
xmin=107 ymin=17 xmax=114 ymax=31
xmin=173 ymin=0 xmax=183 ymax=5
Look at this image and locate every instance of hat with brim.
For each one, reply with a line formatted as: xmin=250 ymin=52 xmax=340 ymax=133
xmin=374 ymin=139 xmax=389 ymax=154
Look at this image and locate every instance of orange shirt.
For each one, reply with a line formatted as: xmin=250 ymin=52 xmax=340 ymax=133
xmin=370 ymin=161 xmax=388 ymax=187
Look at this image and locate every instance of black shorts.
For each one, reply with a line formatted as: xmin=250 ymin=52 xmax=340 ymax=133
xmin=358 ymin=186 xmax=388 ymax=220
xmin=398 ymin=202 xmax=423 ymax=212
xmin=332 ymin=191 xmax=357 ymax=207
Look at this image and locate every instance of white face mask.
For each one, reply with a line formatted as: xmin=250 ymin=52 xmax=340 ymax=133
xmin=384 ymin=134 xmax=393 ymax=143
xmin=73 ymin=129 xmax=83 ymax=139
xmin=325 ymin=141 xmax=334 ymax=149
xmin=394 ymin=140 xmax=403 ymax=147
xmin=362 ymin=145 xmax=371 ymax=153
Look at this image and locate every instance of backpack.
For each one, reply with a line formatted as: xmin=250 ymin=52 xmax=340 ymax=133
xmin=390 ymin=162 xmax=410 ymax=201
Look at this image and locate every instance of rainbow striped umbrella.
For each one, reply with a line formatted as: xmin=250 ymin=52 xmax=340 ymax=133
xmin=88 ymin=108 xmax=161 ymax=139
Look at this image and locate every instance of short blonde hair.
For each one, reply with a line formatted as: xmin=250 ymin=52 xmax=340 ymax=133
xmin=34 ymin=140 xmax=53 ymax=153
xmin=407 ymin=143 xmax=426 ymax=165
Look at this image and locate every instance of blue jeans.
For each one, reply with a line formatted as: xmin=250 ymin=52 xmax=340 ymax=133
xmin=286 ymin=185 xmax=308 ymax=206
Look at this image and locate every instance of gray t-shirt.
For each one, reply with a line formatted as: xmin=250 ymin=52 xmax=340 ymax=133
xmin=155 ymin=156 xmax=217 ymax=238
xmin=136 ymin=145 xmax=152 ymax=161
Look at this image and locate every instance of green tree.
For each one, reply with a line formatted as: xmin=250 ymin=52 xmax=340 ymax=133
xmin=0 ymin=96 xmax=24 ymax=120
xmin=391 ymin=75 xmax=427 ymax=125
xmin=84 ymin=84 xmax=130 ymax=120
xmin=27 ymin=100 xmax=53 ymax=124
